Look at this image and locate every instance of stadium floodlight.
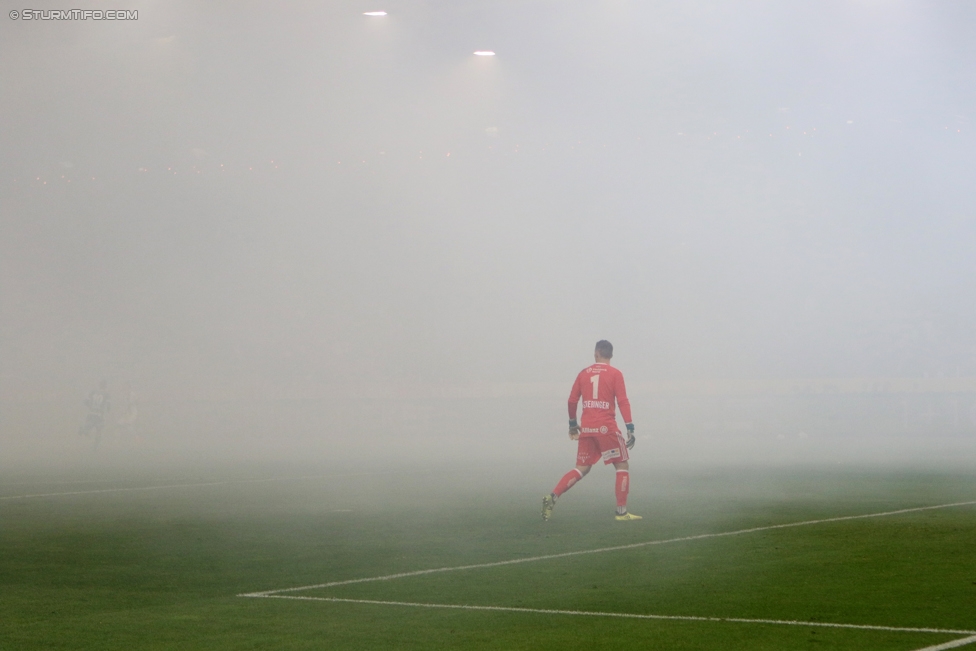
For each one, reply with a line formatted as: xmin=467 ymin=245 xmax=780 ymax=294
xmin=473 ymin=51 xmax=496 ymax=56
xmin=363 ymin=11 xmax=387 ymax=16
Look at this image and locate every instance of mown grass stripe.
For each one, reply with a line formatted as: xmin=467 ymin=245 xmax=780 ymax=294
xmin=242 ymin=500 xmax=976 ymax=596
xmin=244 ymin=594 xmax=976 ymax=637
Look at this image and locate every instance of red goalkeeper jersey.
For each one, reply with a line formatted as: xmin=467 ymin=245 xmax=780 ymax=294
xmin=568 ymin=363 xmax=632 ymax=437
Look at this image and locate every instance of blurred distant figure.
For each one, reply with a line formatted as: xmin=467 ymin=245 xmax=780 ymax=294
xmin=116 ymin=381 xmax=138 ymax=427
xmin=79 ymin=380 xmax=111 ymax=449
xmin=542 ymin=340 xmax=640 ymax=522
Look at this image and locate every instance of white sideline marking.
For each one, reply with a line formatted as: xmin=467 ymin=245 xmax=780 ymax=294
xmin=242 ymin=594 xmax=976 ymax=637
xmin=242 ymin=500 xmax=976 ymax=596
xmin=912 ymin=635 xmax=976 ymax=651
xmin=0 ymin=471 xmax=413 ymax=501
xmin=0 ymin=478 xmax=140 ymax=486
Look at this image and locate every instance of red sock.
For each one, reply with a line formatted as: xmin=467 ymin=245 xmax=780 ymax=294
xmin=553 ymin=468 xmax=583 ymax=497
xmin=615 ymin=470 xmax=629 ymax=509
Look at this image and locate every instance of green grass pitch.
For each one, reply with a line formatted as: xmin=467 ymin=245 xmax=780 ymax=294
xmin=2 ymin=463 xmax=975 ymax=650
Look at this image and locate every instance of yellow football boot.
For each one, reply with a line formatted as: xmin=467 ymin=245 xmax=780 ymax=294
xmin=615 ymin=512 xmax=642 ymax=521
xmin=542 ymin=494 xmax=556 ymax=521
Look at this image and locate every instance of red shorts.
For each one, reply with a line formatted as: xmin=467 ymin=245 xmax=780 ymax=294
xmin=576 ymin=432 xmax=629 ymax=466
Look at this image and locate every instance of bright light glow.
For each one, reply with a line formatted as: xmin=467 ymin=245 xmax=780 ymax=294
xmin=473 ymin=51 xmax=496 ymax=56
xmin=363 ymin=11 xmax=387 ymax=16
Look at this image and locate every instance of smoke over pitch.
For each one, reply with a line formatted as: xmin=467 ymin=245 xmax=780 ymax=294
xmin=2 ymin=1 xmax=976 ymax=470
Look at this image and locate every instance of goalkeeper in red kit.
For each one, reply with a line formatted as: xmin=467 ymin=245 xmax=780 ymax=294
xmin=542 ymin=340 xmax=640 ymax=521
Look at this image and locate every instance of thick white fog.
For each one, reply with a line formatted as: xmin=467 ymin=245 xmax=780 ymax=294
xmin=2 ymin=1 xmax=976 ymax=470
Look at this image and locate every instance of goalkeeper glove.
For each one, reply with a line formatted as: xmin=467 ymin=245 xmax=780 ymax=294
xmin=569 ymin=419 xmax=580 ymax=439
xmin=625 ymin=423 xmax=636 ymax=450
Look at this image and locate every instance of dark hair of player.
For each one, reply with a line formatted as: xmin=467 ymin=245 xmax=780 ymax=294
xmin=595 ymin=340 xmax=613 ymax=359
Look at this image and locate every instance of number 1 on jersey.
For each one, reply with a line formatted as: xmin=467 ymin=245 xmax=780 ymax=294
xmin=590 ymin=374 xmax=600 ymax=399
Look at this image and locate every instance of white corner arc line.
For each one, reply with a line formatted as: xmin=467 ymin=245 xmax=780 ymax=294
xmin=241 ymin=595 xmax=976 ymax=637
xmin=911 ymin=635 xmax=976 ymax=651
xmin=0 ymin=470 xmax=421 ymax=501
xmin=241 ymin=500 xmax=976 ymax=597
